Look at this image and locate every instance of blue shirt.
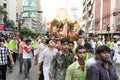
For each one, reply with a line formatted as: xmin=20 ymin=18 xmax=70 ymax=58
xmin=87 ymin=59 xmax=118 ymax=80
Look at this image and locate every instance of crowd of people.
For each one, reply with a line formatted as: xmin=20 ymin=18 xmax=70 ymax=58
xmin=0 ymin=32 xmax=120 ymax=80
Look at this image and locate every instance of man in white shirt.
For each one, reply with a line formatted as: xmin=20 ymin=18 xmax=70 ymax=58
xmin=37 ymin=39 xmax=58 ymax=80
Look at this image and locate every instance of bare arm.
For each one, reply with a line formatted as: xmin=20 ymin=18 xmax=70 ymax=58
xmin=37 ymin=62 xmax=42 ymax=76
xmin=8 ymin=53 xmax=14 ymax=66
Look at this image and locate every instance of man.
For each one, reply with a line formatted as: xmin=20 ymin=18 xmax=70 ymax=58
xmin=49 ymin=38 xmax=74 ymax=80
xmin=87 ymin=45 xmax=119 ymax=80
xmin=18 ymin=36 xmax=26 ymax=74
xmin=4 ymin=36 xmax=13 ymax=72
xmin=73 ymin=37 xmax=84 ymax=60
xmin=10 ymin=35 xmax=18 ymax=63
xmin=0 ymin=38 xmax=14 ymax=80
xmin=23 ymin=39 xmax=32 ymax=80
xmin=65 ymin=46 xmax=87 ymax=80
xmin=37 ymin=39 xmax=58 ymax=80
xmin=108 ymin=39 xmax=114 ymax=60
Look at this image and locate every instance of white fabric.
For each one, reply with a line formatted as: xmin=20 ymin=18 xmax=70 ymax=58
xmin=115 ymin=53 xmax=120 ymax=64
xmin=43 ymin=67 xmax=50 ymax=80
xmin=86 ymin=57 xmax=97 ymax=68
xmin=91 ymin=40 xmax=96 ymax=48
xmin=113 ymin=41 xmax=120 ymax=63
xmin=38 ymin=47 xmax=58 ymax=80
xmin=23 ymin=45 xmax=32 ymax=59
xmin=34 ymin=43 xmax=46 ymax=56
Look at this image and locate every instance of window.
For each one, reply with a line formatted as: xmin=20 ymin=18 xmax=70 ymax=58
xmin=3 ymin=3 xmax=7 ymax=8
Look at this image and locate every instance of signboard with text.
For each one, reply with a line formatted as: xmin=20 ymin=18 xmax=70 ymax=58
xmin=23 ymin=0 xmax=37 ymax=18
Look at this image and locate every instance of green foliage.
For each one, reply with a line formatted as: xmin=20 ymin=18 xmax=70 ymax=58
xmin=0 ymin=5 xmax=8 ymax=22
xmin=20 ymin=26 xmax=40 ymax=37
xmin=5 ymin=20 xmax=14 ymax=26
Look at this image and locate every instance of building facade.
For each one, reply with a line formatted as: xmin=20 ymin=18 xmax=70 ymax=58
xmin=94 ymin=0 xmax=120 ymax=36
xmin=21 ymin=0 xmax=42 ymax=30
xmin=16 ymin=0 xmax=23 ymax=20
xmin=82 ymin=0 xmax=94 ymax=35
xmin=0 ymin=0 xmax=16 ymax=23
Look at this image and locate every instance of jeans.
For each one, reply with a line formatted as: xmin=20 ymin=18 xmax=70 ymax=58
xmin=0 ymin=64 xmax=7 ymax=80
xmin=18 ymin=54 xmax=23 ymax=72
xmin=23 ymin=58 xmax=31 ymax=78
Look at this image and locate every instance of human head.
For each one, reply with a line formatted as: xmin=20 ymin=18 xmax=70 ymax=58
xmin=61 ymin=37 xmax=69 ymax=51
xmin=21 ymin=36 xmax=26 ymax=42
xmin=76 ymin=37 xmax=83 ymax=46
xmin=26 ymin=39 xmax=31 ymax=45
xmin=84 ymin=43 xmax=92 ymax=53
xmin=5 ymin=36 xmax=10 ymax=42
xmin=46 ymin=38 xmax=56 ymax=48
xmin=68 ymin=41 xmax=74 ymax=52
xmin=76 ymin=46 xmax=86 ymax=61
xmin=96 ymin=45 xmax=111 ymax=62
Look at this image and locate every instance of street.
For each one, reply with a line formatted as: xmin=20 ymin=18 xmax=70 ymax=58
xmin=6 ymin=57 xmax=120 ymax=80
xmin=6 ymin=57 xmax=38 ymax=80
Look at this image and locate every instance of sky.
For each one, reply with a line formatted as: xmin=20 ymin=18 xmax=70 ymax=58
xmin=41 ymin=0 xmax=83 ymax=22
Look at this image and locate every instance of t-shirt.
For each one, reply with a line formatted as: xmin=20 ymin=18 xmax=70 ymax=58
xmin=23 ymin=45 xmax=32 ymax=59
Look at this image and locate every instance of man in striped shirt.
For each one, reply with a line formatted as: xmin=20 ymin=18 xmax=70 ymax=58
xmin=0 ymin=38 xmax=14 ymax=80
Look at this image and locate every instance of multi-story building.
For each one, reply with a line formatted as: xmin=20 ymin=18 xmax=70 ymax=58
xmin=22 ymin=0 xmax=43 ymax=29
xmin=82 ymin=0 xmax=94 ymax=36
xmin=16 ymin=0 xmax=23 ymax=20
xmin=94 ymin=0 xmax=120 ymax=37
xmin=16 ymin=0 xmax=43 ymax=30
xmin=0 ymin=0 xmax=16 ymax=23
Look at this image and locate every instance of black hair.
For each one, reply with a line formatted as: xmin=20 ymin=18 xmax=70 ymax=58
xmin=96 ymin=45 xmax=110 ymax=54
xmin=69 ymin=41 xmax=74 ymax=46
xmin=61 ymin=37 xmax=69 ymax=44
xmin=46 ymin=38 xmax=55 ymax=45
xmin=76 ymin=46 xmax=85 ymax=53
xmin=84 ymin=43 xmax=91 ymax=49
xmin=5 ymin=36 xmax=9 ymax=40
xmin=26 ymin=39 xmax=31 ymax=44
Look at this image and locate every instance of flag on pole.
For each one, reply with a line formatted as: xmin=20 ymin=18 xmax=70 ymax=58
xmin=62 ymin=22 xmax=67 ymax=37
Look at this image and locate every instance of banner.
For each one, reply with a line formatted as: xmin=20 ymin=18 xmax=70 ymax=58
xmin=0 ymin=24 xmax=4 ymax=31
xmin=4 ymin=25 xmax=14 ymax=31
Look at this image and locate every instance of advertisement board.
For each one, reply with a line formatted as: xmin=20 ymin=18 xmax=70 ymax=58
xmin=23 ymin=0 xmax=37 ymax=17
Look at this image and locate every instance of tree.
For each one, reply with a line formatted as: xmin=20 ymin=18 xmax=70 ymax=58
xmin=20 ymin=26 xmax=40 ymax=37
xmin=5 ymin=20 xmax=14 ymax=26
xmin=0 ymin=5 xmax=8 ymax=22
